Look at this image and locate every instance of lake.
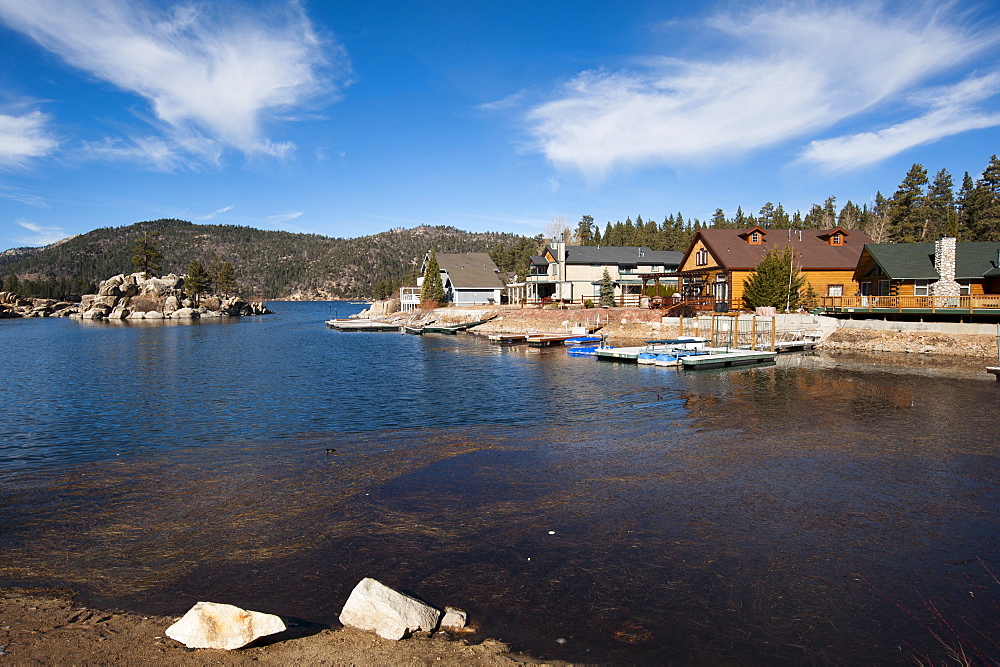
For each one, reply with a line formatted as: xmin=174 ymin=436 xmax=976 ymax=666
xmin=1 ymin=301 xmax=998 ymax=664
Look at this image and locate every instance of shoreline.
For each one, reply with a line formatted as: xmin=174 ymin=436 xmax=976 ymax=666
xmin=0 ymin=587 xmax=544 ymax=665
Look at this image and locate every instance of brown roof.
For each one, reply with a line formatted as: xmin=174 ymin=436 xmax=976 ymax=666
xmin=688 ymin=227 xmax=871 ymax=270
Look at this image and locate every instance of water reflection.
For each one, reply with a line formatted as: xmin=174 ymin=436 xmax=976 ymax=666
xmin=0 ymin=304 xmax=998 ymax=663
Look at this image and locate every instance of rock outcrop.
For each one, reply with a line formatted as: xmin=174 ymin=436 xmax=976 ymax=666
xmin=165 ymin=601 xmax=285 ymax=650
xmin=0 ymin=273 xmax=271 ymax=320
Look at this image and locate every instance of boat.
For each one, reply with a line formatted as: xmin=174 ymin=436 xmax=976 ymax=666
xmin=326 ymin=319 xmax=402 ymax=332
xmin=403 ymin=324 xmax=424 ymax=335
xmin=564 ymin=335 xmax=603 ymax=345
xmin=488 ymin=333 xmax=528 ymax=344
xmin=421 ymin=315 xmax=497 ymax=335
xmin=567 ymin=344 xmax=615 ymax=357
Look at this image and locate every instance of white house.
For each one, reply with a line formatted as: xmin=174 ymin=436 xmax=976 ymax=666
xmin=402 ymin=252 xmax=506 ymax=310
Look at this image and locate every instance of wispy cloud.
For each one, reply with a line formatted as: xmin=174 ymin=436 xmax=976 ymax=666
xmin=525 ymin=2 xmax=999 ymax=180
xmin=196 ymin=204 xmax=234 ymax=220
xmin=800 ymin=73 xmax=1000 ymax=171
xmin=0 ymin=0 xmax=351 ymax=166
xmin=267 ymin=211 xmax=303 ymax=223
xmin=0 ymin=184 xmax=49 ymax=207
xmin=15 ymin=218 xmax=66 ymax=246
xmin=78 ymin=135 xmax=189 ymax=172
xmin=0 ymin=109 xmax=58 ymax=168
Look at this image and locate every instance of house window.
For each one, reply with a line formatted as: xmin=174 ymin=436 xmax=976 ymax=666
xmin=878 ymin=280 xmax=891 ymax=296
xmin=749 ymin=231 xmax=761 ymax=244
xmin=959 ymin=280 xmax=971 ymax=296
xmin=827 ymin=285 xmax=843 ymax=297
xmin=913 ymin=280 xmax=929 ymax=296
xmin=695 ymin=249 xmax=708 ymax=266
xmin=831 ymin=233 xmax=843 ymax=245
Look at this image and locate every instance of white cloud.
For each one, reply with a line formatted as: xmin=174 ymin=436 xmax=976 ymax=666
xmin=0 ymin=109 xmax=57 ymax=168
xmin=0 ymin=0 xmax=350 ymax=164
xmin=0 ymin=185 xmax=49 ymax=207
xmin=525 ymin=3 xmax=999 ymax=180
xmin=15 ymin=218 xmax=66 ymax=246
xmin=267 ymin=211 xmax=303 ymax=223
xmin=79 ymin=135 xmax=188 ymax=172
xmin=197 ymin=204 xmax=235 ymax=220
xmin=800 ymin=74 xmax=1000 ymax=170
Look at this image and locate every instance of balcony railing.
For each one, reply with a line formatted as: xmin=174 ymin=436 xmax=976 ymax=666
xmin=819 ymin=295 xmax=1000 ymax=312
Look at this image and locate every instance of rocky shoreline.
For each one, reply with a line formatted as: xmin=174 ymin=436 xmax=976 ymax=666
xmin=0 ymin=272 xmax=270 ymax=321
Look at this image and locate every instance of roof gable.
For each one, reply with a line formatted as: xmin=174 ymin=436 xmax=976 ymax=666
xmin=864 ymin=241 xmax=1000 ymax=280
xmin=434 ymin=252 xmax=505 ymax=289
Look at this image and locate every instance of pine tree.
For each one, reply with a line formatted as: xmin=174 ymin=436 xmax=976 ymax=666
xmin=575 ymin=215 xmax=594 ymax=245
xmin=970 ymin=155 xmax=1000 ymax=241
xmin=186 ymin=260 xmax=210 ymax=301
xmin=711 ymin=208 xmax=727 ymax=228
xmin=420 ymin=250 xmax=447 ymax=305
xmin=131 ymin=231 xmax=164 ymax=277
xmin=741 ymin=246 xmax=806 ymax=312
xmin=599 ymin=269 xmax=616 ymax=307
xmin=888 ymin=163 xmax=929 ymax=242
xmin=215 ymin=261 xmax=238 ymax=296
xmin=758 ymin=202 xmax=775 ymax=228
xmin=926 ymin=168 xmax=955 ymax=240
xmin=958 ymin=171 xmax=976 ymax=239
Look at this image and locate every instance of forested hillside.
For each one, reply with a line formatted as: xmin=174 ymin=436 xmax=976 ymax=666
xmin=0 ymin=219 xmax=526 ymax=299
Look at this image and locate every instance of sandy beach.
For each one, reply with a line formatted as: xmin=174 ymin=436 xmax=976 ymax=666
xmin=0 ymin=588 xmax=547 ymax=665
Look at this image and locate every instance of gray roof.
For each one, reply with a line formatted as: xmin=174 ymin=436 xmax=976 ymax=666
xmin=434 ymin=252 xmax=506 ymax=289
xmin=864 ymin=242 xmax=1000 ymax=280
xmin=546 ymin=245 xmax=682 ymax=267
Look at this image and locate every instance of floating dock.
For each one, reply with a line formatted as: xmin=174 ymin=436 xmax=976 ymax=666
xmin=988 ymin=366 xmax=1000 ymax=382
xmin=680 ymin=349 xmax=777 ymax=368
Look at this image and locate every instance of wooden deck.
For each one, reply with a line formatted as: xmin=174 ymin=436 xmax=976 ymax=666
xmin=818 ymin=295 xmax=1000 ymax=317
xmin=988 ymin=367 xmax=1000 ymax=382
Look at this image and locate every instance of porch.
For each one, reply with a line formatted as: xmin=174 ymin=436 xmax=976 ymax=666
xmin=817 ymin=294 xmax=1000 ymax=319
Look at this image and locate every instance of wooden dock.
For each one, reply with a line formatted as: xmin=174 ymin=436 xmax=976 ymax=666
xmin=681 ymin=349 xmax=777 ymax=369
xmin=988 ymin=367 xmax=1000 ymax=382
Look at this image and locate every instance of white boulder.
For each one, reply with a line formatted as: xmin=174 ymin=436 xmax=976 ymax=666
xmin=339 ymin=578 xmax=441 ymax=640
xmin=171 ymin=307 xmax=199 ymax=319
xmin=165 ymin=601 xmax=285 ymax=650
xmin=439 ymin=607 xmax=468 ymax=631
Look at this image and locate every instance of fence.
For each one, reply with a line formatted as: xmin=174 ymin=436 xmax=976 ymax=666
xmin=820 ymin=295 xmax=1000 ymax=313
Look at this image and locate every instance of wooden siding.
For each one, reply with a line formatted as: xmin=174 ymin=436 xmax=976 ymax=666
xmin=680 ymin=239 xmax=717 ymax=272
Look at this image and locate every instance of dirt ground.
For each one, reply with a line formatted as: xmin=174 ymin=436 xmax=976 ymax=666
xmin=0 ymin=588 xmax=554 ymax=665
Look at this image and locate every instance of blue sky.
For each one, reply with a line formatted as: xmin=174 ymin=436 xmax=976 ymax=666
xmin=1 ymin=0 xmax=999 ymax=250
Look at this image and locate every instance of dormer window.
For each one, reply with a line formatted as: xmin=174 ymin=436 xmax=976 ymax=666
xmin=821 ymin=228 xmax=849 ymax=246
xmin=739 ymin=227 xmax=766 ymax=245
xmin=695 ymin=249 xmax=708 ymax=266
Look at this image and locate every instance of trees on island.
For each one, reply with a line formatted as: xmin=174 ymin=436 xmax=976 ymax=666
xmin=131 ymin=231 xmax=164 ymax=277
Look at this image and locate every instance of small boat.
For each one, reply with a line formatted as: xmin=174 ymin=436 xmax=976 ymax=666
xmin=403 ymin=324 xmax=424 ymax=335
xmin=564 ymin=335 xmax=603 ymax=345
xmin=422 ymin=315 xmax=497 ymax=335
xmin=568 ymin=345 xmax=614 ymax=357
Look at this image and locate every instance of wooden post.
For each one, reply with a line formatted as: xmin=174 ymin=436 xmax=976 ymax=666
xmin=770 ymin=317 xmax=776 ymax=352
xmin=730 ymin=316 xmax=736 ymax=349
xmin=752 ymin=317 xmax=757 ymax=351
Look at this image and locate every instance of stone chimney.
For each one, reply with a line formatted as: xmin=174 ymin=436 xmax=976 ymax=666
xmin=930 ymin=237 xmax=961 ymax=297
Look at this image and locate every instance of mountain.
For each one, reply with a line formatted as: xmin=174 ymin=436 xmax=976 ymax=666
xmin=0 ymin=219 xmax=528 ymax=299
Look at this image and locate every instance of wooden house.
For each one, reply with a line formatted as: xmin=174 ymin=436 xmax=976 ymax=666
xmin=854 ymin=240 xmax=1000 ymax=297
xmin=673 ymin=227 xmax=871 ymax=308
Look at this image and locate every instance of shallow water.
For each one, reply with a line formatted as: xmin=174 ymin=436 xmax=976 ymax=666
xmin=1 ymin=302 xmax=998 ymax=663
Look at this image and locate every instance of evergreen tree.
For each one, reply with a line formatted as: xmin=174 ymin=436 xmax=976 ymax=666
xmin=772 ymin=203 xmax=790 ymax=229
xmin=970 ymin=155 xmax=1000 ymax=241
xmin=926 ymin=168 xmax=955 ymax=240
xmin=575 ymin=215 xmax=595 ymax=245
xmin=131 ymin=230 xmax=164 ymax=276
xmin=957 ymin=171 xmax=976 ymax=239
xmin=758 ymin=202 xmax=775 ymax=228
xmin=215 ymin=261 xmax=238 ymax=296
xmin=599 ymin=268 xmax=616 ymax=307
xmin=186 ymin=260 xmax=210 ymax=301
xmin=711 ymin=208 xmax=727 ymax=228
xmin=742 ymin=246 xmax=807 ymax=312
xmin=838 ymin=201 xmax=863 ymax=230
xmin=419 ymin=250 xmax=447 ymax=304
xmin=888 ymin=163 xmax=929 ymax=242
xmin=592 ymin=224 xmax=602 ymax=246
xmin=5 ymin=275 xmax=17 ymax=295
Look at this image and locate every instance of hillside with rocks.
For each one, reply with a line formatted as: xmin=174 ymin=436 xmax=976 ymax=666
xmin=0 ymin=219 xmax=528 ymax=300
